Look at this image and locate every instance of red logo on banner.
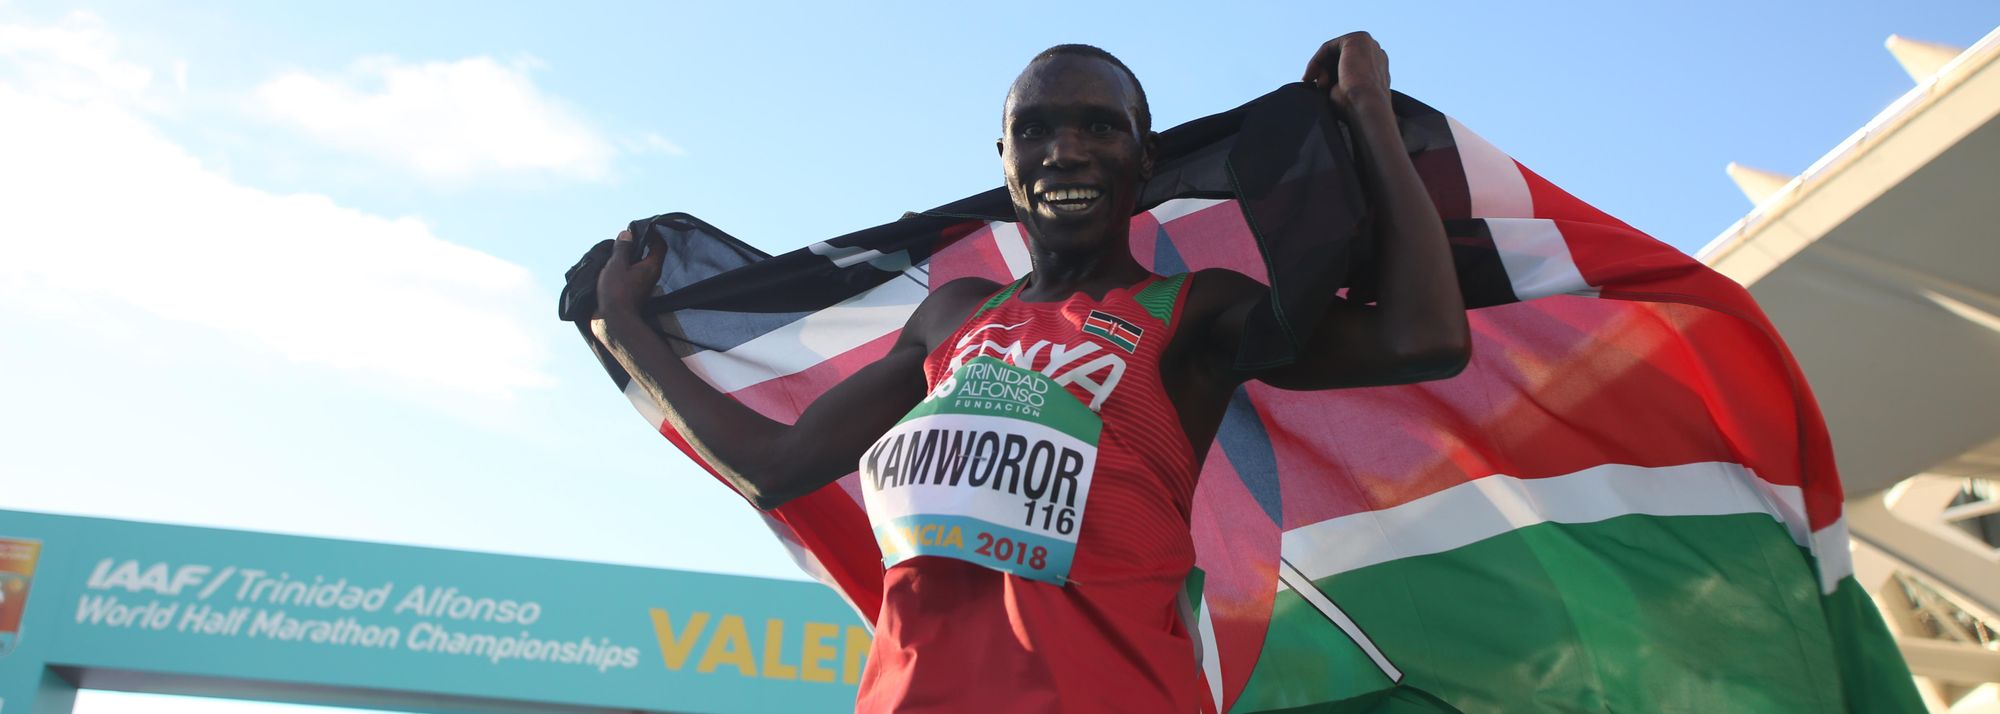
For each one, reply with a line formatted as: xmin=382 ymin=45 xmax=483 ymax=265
xmin=0 ymin=537 xmax=41 ymax=656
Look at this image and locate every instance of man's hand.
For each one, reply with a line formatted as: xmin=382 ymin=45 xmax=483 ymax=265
xmin=1302 ymin=31 xmax=1392 ymax=115
xmin=596 ymin=229 xmax=666 ymax=320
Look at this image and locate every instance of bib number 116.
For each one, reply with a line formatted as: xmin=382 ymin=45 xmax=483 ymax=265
xmin=1023 ymin=501 xmax=1077 ymax=535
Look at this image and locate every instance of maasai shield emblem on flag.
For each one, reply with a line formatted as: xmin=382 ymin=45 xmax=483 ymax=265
xmin=560 ymin=85 xmax=1923 ymax=712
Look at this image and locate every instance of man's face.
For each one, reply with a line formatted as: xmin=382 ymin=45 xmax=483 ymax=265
xmin=1000 ymin=55 xmax=1154 ymax=254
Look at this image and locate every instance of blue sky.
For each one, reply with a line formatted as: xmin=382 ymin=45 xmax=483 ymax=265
xmin=1 ymin=1 xmax=1995 ymax=711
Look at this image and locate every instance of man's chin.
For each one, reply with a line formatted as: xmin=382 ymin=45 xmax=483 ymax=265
xmin=1026 ymin=219 xmax=1118 ymax=254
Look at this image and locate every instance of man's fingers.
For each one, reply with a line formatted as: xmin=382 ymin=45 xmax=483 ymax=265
xmin=1302 ymin=39 xmax=1340 ymax=83
xmin=610 ymin=229 xmax=635 ymax=262
xmin=641 ymin=233 xmax=669 ymax=271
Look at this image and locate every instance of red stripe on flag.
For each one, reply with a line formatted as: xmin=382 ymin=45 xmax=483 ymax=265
xmin=1189 ymin=442 xmax=1282 ymax=713
xmin=1254 ymin=297 xmax=1820 ymax=530
xmin=924 ymin=221 xmax=1013 ymax=288
xmin=658 ymin=337 xmax=898 ymax=623
xmin=658 ymin=421 xmax=883 ymax=623
xmin=768 ymin=483 xmax=884 ymax=623
xmin=1157 ymin=202 xmax=1269 ymax=282
xmin=1519 ymin=162 xmax=1844 ymax=530
xmin=724 ymin=331 xmax=901 ymax=422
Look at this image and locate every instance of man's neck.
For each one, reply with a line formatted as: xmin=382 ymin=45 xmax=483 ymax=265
xmin=1019 ymin=239 xmax=1150 ymax=302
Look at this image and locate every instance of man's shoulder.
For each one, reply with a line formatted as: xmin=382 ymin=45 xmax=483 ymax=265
xmin=926 ymin=276 xmax=1007 ymax=312
xmin=936 ymin=275 xmax=1008 ymax=294
xmin=1168 ymin=269 xmax=1266 ymax=374
xmin=1181 ymin=268 xmax=1265 ymax=318
xmin=906 ymin=277 xmax=1007 ymax=348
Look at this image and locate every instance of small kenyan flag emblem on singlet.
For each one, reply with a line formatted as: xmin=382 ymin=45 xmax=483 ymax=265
xmin=1082 ymin=310 xmax=1143 ymax=352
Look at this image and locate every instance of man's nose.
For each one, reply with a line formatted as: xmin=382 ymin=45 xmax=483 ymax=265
xmin=1043 ymin=129 xmax=1090 ymax=169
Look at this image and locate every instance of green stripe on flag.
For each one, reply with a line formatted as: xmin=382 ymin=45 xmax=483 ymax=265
xmin=1822 ymin=575 xmax=1927 ymax=713
xmin=1232 ymin=513 xmax=1919 ymax=713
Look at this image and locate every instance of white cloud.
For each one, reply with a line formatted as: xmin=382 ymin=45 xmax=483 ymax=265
xmin=627 ymin=131 xmax=688 ymax=157
xmin=255 ymin=55 xmax=622 ymax=181
xmin=0 ymin=15 xmax=554 ymax=399
xmin=0 ymin=11 xmax=154 ymax=103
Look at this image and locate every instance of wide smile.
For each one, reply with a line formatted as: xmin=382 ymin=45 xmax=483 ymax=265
xmin=1038 ymin=186 xmax=1103 ymax=214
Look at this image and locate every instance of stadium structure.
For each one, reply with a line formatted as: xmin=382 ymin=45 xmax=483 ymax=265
xmin=1702 ymin=27 xmax=2000 ymax=714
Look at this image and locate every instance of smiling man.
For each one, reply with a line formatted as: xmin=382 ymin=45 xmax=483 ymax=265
xmin=593 ymin=33 xmax=1467 ymax=713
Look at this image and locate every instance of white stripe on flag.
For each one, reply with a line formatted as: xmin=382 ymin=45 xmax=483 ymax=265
xmin=1148 ymin=197 xmax=1230 ymax=225
xmin=1486 ymin=218 xmax=1596 ymax=299
xmin=621 ymin=379 xmax=667 ymax=431
xmin=1280 ymin=462 xmax=1812 ymax=585
xmin=808 ymin=241 xmax=912 ymax=271
xmin=1195 ymin=598 xmax=1223 ymax=710
xmin=1447 ymin=116 xmax=1533 ymax=220
xmin=682 ymin=269 xmax=926 ymax=393
xmin=1276 ymin=558 xmax=1404 ymax=683
xmin=1812 ymin=517 xmax=1855 ymax=595
xmin=990 ymin=221 xmax=1033 ymax=279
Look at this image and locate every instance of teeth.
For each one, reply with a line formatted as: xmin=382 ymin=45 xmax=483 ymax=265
xmin=1041 ymin=188 xmax=1101 ymax=202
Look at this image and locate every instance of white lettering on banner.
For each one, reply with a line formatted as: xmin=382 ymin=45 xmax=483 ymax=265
xmin=248 ymin=609 xmax=402 ymax=648
xmin=393 ymin=585 xmax=541 ymax=625
xmin=178 ymin=603 xmax=252 ymax=635
xmin=63 ymin=560 xmax=678 ymax=676
xmin=75 ymin=594 xmax=177 ymax=628
xmin=234 ymin=570 xmax=392 ymax=610
xmin=406 ymin=622 xmax=641 ymax=671
xmin=86 ymin=559 xmax=212 ymax=596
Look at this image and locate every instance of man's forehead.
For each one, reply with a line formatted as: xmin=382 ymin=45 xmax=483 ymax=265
xmin=1005 ymin=56 xmax=1138 ymax=116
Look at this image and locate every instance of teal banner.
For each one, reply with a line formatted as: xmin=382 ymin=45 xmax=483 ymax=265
xmin=0 ymin=510 xmax=868 ymax=714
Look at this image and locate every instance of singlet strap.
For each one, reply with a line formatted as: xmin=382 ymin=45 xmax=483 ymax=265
xmin=1132 ymin=273 xmax=1190 ymax=326
xmin=969 ymin=278 xmax=1025 ymax=321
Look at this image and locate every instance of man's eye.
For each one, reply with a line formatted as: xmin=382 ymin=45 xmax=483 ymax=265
xmin=1089 ymin=122 xmax=1114 ymax=135
xmin=1020 ymin=125 xmax=1047 ymax=139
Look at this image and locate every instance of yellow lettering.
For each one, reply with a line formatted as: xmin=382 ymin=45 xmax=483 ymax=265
xmin=648 ymin=609 xmax=709 ymax=670
xmin=941 ymin=526 xmax=963 ymax=549
xmin=920 ymin=525 xmax=938 ymax=545
xmin=761 ymin=619 xmax=798 ymax=680
xmin=843 ymin=625 xmax=872 ymax=684
xmin=697 ymin=614 xmax=757 ymax=676
xmin=800 ymin=622 xmax=839 ymax=683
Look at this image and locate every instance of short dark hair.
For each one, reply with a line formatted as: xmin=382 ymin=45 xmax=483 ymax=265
xmin=1023 ymin=44 xmax=1152 ymax=135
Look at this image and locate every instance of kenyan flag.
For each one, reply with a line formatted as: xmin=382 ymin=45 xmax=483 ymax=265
xmin=562 ymin=85 xmax=1921 ymax=712
xmin=1082 ymin=310 xmax=1143 ymax=352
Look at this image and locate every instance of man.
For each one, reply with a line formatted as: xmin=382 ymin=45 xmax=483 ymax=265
xmin=594 ymin=33 xmax=1467 ymax=713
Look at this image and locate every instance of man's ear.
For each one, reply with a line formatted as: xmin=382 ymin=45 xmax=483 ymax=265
xmin=1139 ymin=130 xmax=1160 ymax=181
xmin=995 ymin=138 xmax=1005 ymax=156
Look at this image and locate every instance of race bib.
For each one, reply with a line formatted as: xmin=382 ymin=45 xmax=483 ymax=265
xmin=860 ymin=356 xmax=1100 ymax=584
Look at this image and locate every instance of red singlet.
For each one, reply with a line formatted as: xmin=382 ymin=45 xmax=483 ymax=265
xmin=856 ymin=274 xmax=1204 ymax=713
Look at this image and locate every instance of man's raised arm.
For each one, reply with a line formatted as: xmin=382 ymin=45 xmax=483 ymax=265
xmin=1200 ymin=32 xmax=1470 ymax=392
xmin=592 ymin=229 xmax=978 ymax=509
